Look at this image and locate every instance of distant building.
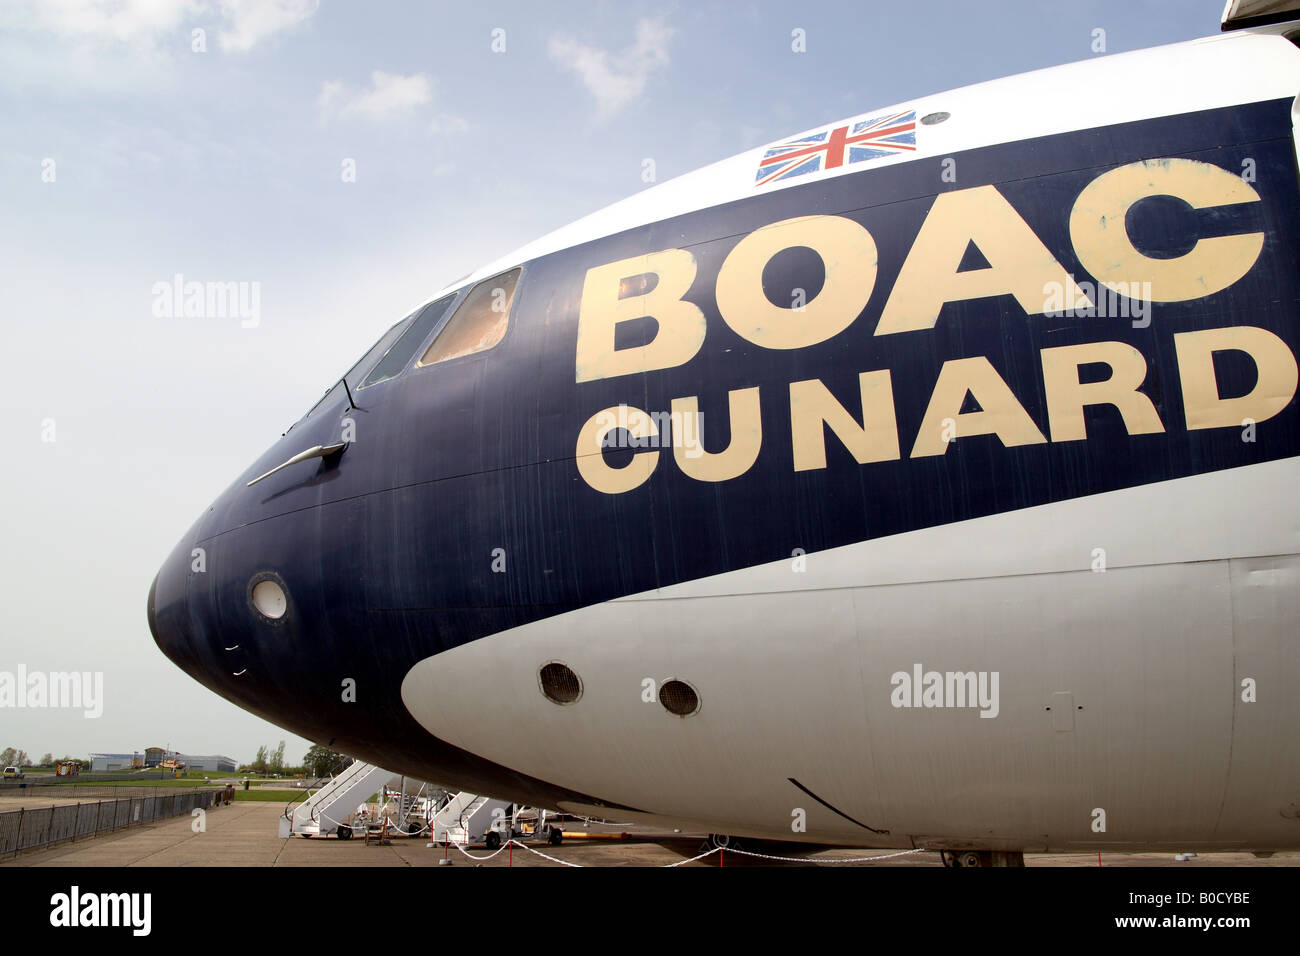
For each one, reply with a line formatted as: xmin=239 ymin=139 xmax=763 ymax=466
xmin=89 ymin=751 xmax=235 ymax=773
xmin=176 ymin=754 xmax=237 ymax=772
xmin=89 ymin=753 xmax=144 ymax=772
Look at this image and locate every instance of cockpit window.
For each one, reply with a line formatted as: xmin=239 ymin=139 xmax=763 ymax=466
xmin=342 ymin=319 xmax=405 ymax=386
xmin=418 ymin=268 xmax=520 ymax=367
xmin=359 ymin=293 xmax=457 ymax=388
xmin=299 ymin=317 xmax=407 ymax=422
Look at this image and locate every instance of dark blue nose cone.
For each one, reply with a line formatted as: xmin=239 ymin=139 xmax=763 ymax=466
xmin=148 ymin=536 xmax=197 ymax=672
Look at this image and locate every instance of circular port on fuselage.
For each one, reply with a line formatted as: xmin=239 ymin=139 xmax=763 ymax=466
xmin=539 ymin=661 xmax=582 ymax=705
xmin=248 ymin=573 xmax=289 ymax=624
xmin=659 ymin=679 xmax=700 ymax=717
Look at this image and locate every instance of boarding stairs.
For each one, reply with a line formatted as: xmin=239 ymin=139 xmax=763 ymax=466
xmin=279 ymin=761 xmax=401 ymax=838
xmin=398 ymin=792 xmax=420 ymax=828
xmin=428 ymin=791 xmax=513 ymax=846
xmin=378 ymin=783 xmax=442 ymax=836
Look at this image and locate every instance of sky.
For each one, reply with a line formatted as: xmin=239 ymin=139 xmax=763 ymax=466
xmin=0 ymin=0 xmax=1215 ymax=766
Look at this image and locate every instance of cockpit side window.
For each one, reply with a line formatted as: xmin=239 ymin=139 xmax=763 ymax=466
xmin=299 ymin=316 xmax=408 ymax=422
xmin=359 ymin=293 xmax=457 ymax=388
xmin=417 ymin=268 xmax=520 ymax=367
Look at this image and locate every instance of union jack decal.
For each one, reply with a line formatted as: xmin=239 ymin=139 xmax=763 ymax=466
xmin=755 ymin=110 xmax=917 ymax=187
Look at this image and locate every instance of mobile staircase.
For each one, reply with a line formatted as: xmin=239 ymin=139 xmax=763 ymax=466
xmin=427 ymin=791 xmax=513 ymax=847
xmin=279 ymin=761 xmax=401 ymax=838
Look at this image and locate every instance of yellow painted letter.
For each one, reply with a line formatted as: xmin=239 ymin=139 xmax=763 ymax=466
xmin=911 ymin=357 xmax=1047 ymax=457
xmin=716 ymin=215 xmax=877 ymax=349
xmin=575 ymin=405 xmax=660 ymax=494
xmin=1175 ymin=326 xmax=1297 ymax=430
xmin=1070 ymin=158 xmax=1263 ymax=303
xmin=576 ymin=249 xmax=706 ymax=383
xmin=876 ymin=185 xmax=1090 ymax=335
xmin=790 ymin=371 xmax=900 ymax=471
xmin=671 ymin=388 xmax=763 ymax=482
xmin=1041 ymin=341 xmax=1165 ymax=442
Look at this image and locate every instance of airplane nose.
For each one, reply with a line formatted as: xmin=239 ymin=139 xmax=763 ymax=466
xmin=146 ymin=572 xmax=159 ymax=644
xmin=147 ymin=536 xmax=197 ymax=671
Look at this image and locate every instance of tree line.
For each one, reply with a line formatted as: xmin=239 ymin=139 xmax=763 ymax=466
xmin=240 ymin=741 xmax=351 ymax=778
xmin=1 ymin=749 xmax=89 ymax=768
xmin=2 ymin=742 xmax=351 ymax=777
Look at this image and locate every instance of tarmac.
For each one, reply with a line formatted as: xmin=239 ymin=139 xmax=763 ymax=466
xmin=2 ymin=801 xmax=1298 ymax=867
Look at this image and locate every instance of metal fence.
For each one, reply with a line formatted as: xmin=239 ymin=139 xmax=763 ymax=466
xmin=0 ymin=788 xmax=226 ymax=858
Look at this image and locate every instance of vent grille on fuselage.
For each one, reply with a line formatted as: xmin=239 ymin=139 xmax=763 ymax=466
xmin=539 ymin=662 xmax=582 ymax=704
xmin=659 ymin=679 xmax=700 ymax=717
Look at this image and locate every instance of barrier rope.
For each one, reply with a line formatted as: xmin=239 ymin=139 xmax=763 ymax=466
xmin=505 ymin=840 xmax=583 ymax=867
xmin=315 ymin=810 xmax=924 ymax=867
xmin=442 ymin=840 xmax=914 ymax=867
xmin=453 ymin=840 xmax=513 ymax=861
xmin=373 ymin=820 xmax=427 ymax=836
xmin=449 ymin=838 xmax=720 ymax=867
xmin=665 ymin=845 xmax=723 ymax=867
xmin=721 ymin=846 xmax=924 ymax=864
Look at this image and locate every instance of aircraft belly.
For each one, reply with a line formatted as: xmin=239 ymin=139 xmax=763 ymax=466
xmin=401 ymin=458 xmax=1300 ymax=848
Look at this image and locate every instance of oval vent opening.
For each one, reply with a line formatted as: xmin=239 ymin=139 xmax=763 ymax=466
xmin=659 ymin=679 xmax=700 ymax=717
xmin=539 ymin=662 xmax=582 ymax=705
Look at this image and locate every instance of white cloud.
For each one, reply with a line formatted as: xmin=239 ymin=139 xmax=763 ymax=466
xmin=7 ymin=0 xmax=204 ymax=48
xmin=217 ymin=0 xmax=318 ymax=54
xmin=0 ymin=0 xmax=198 ymax=93
xmin=548 ymin=16 xmax=674 ymax=120
xmin=318 ymin=70 xmax=435 ymax=122
xmin=5 ymin=0 xmax=316 ymax=53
